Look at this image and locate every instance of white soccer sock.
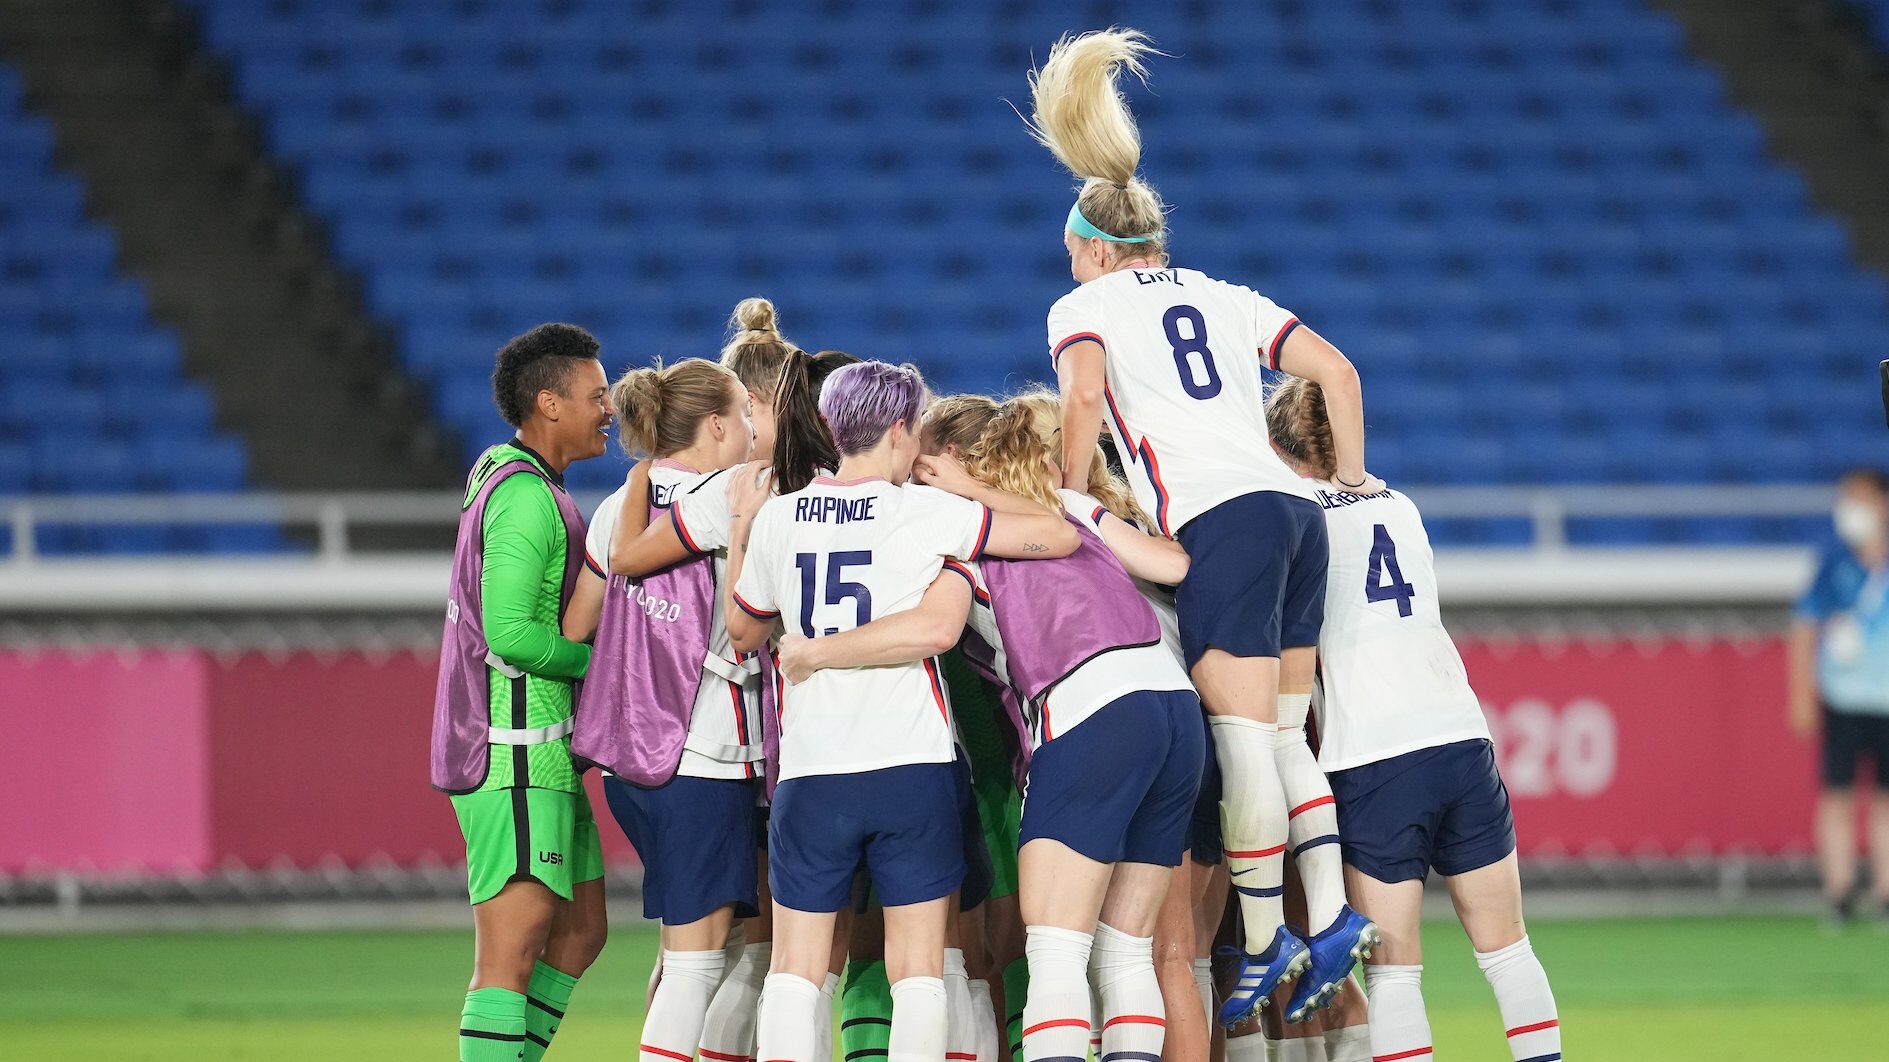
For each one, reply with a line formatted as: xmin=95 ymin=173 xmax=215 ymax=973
xmin=1212 ymin=715 xmax=1289 ymax=953
xmin=1090 ymin=922 xmax=1165 ymax=1062
xmin=1274 ymin=695 xmax=1345 ymax=934
xmin=890 ymin=975 xmax=949 ymax=1062
xmin=815 ymin=971 xmax=840 ymax=1062
xmin=1363 ymin=964 xmax=1431 ymax=1061
xmin=642 ymin=948 xmax=726 ymax=1062
xmin=1226 ymin=1031 xmax=1268 ymax=1062
xmin=756 ymin=972 xmax=821 ymax=1062
xmin=720 ymin=921 xmax=748 ymax=983
xmin=1021 ymin=925 xmax=1093 ymax=1061
xmin=1475 ymin=935 xmax=1560 ymax=1061
xmin=1277 ymin=1035 xmax=1328 ymax=1061
xmin=1322 ymin=1024 xmax=1370 ymax=1062
xmin=968 ymin=977 xmax=1000 ymax=1062
xmin=1192 ymin=955 xmax=1215 ymax=1031
xmin=943 ymin=948 xmax=978 ymax=1061
xmin=701 ymin=939 xmax=769 ymax=1061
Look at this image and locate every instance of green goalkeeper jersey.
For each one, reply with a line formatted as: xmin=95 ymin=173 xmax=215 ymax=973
xmin=473 ymin=441 xmax=590 ymax=794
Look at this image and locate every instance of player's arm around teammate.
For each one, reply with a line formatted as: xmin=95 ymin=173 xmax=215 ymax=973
xmin=432 ymin=325 xmax=614 ymax=1062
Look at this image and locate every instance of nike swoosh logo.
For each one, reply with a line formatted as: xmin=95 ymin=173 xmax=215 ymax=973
xmin=1230 ymin=868 xmax=1257 ymax=877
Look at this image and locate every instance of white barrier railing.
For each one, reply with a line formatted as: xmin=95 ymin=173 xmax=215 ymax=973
xmin=0 ymin=485 xmax=1833 ymax=610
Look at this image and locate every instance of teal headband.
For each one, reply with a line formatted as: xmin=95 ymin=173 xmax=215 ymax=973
xmin=1066 ymin=201 xmax=1152 ymax=244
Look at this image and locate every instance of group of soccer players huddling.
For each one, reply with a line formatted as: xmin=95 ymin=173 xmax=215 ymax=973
xmin=433 ymin=28 xmax=1562 ymax=1062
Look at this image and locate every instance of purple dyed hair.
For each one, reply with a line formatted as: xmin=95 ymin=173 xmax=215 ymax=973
xmin=818 ymin=361 xmax=929 ymax=455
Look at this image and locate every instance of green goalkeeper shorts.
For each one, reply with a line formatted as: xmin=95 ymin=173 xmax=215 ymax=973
xmin=973 ymin=770 xmax=1022 ymax=899
xmin=451 ymin=786 xmax=604 ymax=906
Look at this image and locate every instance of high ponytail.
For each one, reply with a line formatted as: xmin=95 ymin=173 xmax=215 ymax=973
xmin=1265 ymin=377 xmax=1338 ymax=481
xmin=609 ymin=358 xmax=741 ymax=458
xmin=720 ymin=296 xmax=801 ymax=401
xmin=962 ymin=398 xmax=1064 ymax=515
xmin=1028 ymin=28 xmax=1169 ymax=257
xmin=771 ymin=348 xmax=861 ymax=493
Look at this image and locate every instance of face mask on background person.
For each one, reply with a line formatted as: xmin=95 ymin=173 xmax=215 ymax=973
xmin=1834 ymin=498 xmax=1884 ymax=550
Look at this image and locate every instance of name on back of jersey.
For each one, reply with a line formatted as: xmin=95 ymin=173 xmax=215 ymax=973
xmin=1131 ymin=267 xmax=1184 ymax=286
xmin=794 ymin=495 xmax=878 ymax=524
xmin=1314 ymin=485 xmax=1394 ymax=511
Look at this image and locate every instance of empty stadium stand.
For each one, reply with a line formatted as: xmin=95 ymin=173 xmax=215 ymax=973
xmin=7 ymin=0 xmax=1884 ymax=549
xmin=0 ymin=59 xmax=271 ymax=553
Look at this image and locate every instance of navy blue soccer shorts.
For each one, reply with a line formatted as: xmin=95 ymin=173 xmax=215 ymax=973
xmin=1328 ymin=739 xmax=1516 ymax=884
xmin=1175 ymin=490 xmax=1328 ymax=667
xmin=603 ymin=773 xmax=761 ymax=926
xmin=769 ymin=762 xmax=966 ymax=912
xmin=1021 ymin=688 xmax=1205 ymax=867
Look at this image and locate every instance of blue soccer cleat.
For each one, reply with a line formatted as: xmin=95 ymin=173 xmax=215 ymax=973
xmin=1216 ymin=924 xmax=1311 ymax=1028
xmin=1285 ymin=904 xmax=1381 ymax=1023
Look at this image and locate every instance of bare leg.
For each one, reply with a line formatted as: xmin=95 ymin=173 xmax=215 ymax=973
xmin=1818 ymin=788 xmax=1860 ymax=908
xmin=539 ymin=876 xmax=610 ymax=975
xmin=1441 ymin=853 xmax=1525 ymax=954
xmin=1156 ymin=864 xmax=1208 ymax=1062
xmin=470 ymin=879 xmax=560 ymax=992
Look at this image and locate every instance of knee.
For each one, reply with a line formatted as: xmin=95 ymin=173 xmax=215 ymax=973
xmin=571 ymin=921 xmax=609 ymax=971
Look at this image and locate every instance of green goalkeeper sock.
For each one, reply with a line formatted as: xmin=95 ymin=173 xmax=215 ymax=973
xmin=523 ymin=961 xmax=578 ymax=1061
xmin=1001 ymin=956 xmax=1029 ymax=1062
xmin=840 ymin=958 xmax=893 ymax=1059
xmin=460 ymin=986 xmax=528 ymax=1062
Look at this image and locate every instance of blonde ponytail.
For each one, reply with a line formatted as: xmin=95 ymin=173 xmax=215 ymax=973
xmin=1028 ymin=28 xmax=1169 ymax=256
xmin=962 ymin=398 xmax=1064 ymax=515
xmin=610 ymin=358 xmax=742 ymax=458
xmin=1008 ymin=390 xmax=1151 ymax=529
xmin=720 ymin=296 xmax=801 ymax=400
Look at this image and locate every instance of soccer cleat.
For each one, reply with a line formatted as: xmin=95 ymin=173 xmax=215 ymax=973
xmin=1285 ymin=905 xmax=1380 ymax=1023
xmin=1216 ymin=925 xmax=1310 ymax=1028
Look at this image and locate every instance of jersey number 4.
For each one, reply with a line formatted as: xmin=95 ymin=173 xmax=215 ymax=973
xmin=1365 ymin=524 xmax=1416 ymax=617
xmin=795 ymin=550 xmax=873 ymax=638
xmin=1163 ymin=305 xmax=1223 ymax=400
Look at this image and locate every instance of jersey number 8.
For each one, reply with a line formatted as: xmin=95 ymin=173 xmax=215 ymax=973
xmin=1163 ymin=304 xmax=1223 ymax=400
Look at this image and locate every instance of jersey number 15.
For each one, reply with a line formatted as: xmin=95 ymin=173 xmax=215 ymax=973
xmin=795 ymin=551 xmax=873 ymax=638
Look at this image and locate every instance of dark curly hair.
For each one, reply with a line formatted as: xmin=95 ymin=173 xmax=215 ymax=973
xmin=491 ymin=323 xmax=602 ymax=428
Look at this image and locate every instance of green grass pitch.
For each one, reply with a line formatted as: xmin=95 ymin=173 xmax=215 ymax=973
xmin=3 ymin=915 xmax=1885 ymax=1060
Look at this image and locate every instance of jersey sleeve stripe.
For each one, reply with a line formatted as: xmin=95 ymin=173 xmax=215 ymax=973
xmin=732 ymin=590 xmax=778 ymax=620
xmin=1051 ymin=331 xmax=1105 ymax=366
xmin=1090 ymin=504 xmax=1107 ymax=525
xmin=583 ymin=550 xmax=606 ymax=577
xmin=1265 ymin=318 xmax=1301 ymax=370
xmin=942 ymin=558 xmax=991 ymax=603
xmin=671 ymin=506 xmax=706 ymax=554
xmin=970 ymin=504 xmax=993 ymax=559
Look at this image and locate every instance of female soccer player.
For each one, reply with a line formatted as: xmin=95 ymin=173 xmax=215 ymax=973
xmin=1028 ymin=28 xmax=1378 ymax=1024
xmin=561 ymin=358 xmax=763 ymax=1062
xmin=435 ymin=324 xmax=612 ymax=1062
xmin=786 ymin=392 xmax=1205 ymax=1062
xmin=1268 ymin=378 xmax=1561 ymax=1062
xmin=600 ymin=346 xmax=862 ymax=1062
xmin=725 ymin=361 xmax=1077 ymax=1062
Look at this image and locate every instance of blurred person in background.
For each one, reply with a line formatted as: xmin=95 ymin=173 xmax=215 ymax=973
xmin=1791 ymin=467 xmax=1889 ymax=926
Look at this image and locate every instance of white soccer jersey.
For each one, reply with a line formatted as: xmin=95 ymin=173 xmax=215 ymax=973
xmin=1310 ymin=482 xmax=1491 ymax=773
xmin=1048 ymin=267 xmax=1316 ymax=537
xmin=586 ymin=462 xmax=764 ymax=780
xmin=733 ymin=477 xmax=992 ymax=781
